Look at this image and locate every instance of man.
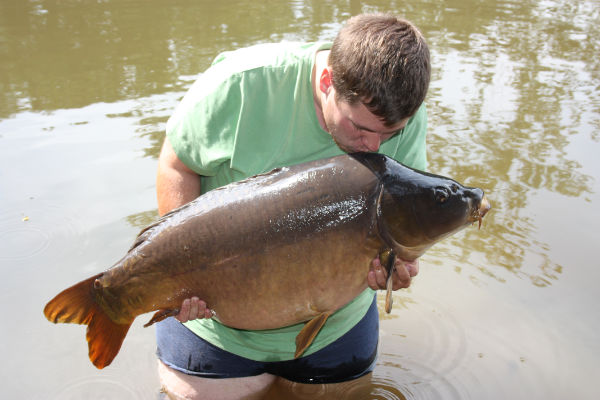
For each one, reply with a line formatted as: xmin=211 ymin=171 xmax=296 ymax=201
xmin=155 ymin=14 xmax=430 ymax=399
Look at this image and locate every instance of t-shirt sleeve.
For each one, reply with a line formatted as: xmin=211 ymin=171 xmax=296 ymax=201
xmin=165 ymin=69 xmax=240 ymax=177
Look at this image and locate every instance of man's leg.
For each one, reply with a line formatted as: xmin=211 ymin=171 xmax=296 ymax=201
xmin=158 ymin=360 xmax=276 ymax=400
xmin=156 ymin=318 xmax=276 ymax=399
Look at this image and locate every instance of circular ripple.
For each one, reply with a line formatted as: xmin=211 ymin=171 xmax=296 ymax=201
xmin=0 ymin=225 xmax=50 ymax=260
xmin=378 ymin=294 xmax=469 ymax=375
xmin=376 ymin=295 xmax=471 ymax=399
xmin=369 ymin=376 xmax=408 ymax=400
xmin=53 ymin=375 xmax=144 ymax=400
xmin=0 ymin=201 xmax=88 ymax=261
xmin=373 ymin=355 xmax=464 ymax=400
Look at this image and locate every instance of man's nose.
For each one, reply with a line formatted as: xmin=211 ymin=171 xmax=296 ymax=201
xmin=362 ymin=134 xmax=381 ymax=152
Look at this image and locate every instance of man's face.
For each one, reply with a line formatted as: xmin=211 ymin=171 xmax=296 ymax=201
xmin=322 ymin=92 xmax=408 ymax=153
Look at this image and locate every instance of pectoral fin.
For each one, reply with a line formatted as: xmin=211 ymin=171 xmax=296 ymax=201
xmin=143 ymin=309 xmax=180 ymax=327
xmin=295 ymin=311 xmax=331 ymax=358
xmin=380 ymin=249 xmax=396 ymax=314
xmin=385 ymin=270 xmax=394 ymax=313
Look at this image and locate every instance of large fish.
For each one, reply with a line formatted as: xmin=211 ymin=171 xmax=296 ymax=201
xmin=44 ymin=153 xmax=490 ymax=369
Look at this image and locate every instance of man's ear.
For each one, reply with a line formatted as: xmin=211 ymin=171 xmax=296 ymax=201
xmin=319 ymin=67 xmax=333 ymax=93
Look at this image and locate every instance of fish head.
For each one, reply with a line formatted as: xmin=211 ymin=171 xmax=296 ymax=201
xmin=350 ymin=153 xmax=491 ymax=259
xmin=409 ymin=179 xmax=489 ymax=239
xmin=382 ymin=167 xmax=490 ymax=257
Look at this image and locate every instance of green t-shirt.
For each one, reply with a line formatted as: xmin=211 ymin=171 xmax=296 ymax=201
xmin=166 ymin=41 xmax=428 ymax=361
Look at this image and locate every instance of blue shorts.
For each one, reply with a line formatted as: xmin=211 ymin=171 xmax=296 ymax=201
xmin=156 ymin=296 xmax=379 ymax=384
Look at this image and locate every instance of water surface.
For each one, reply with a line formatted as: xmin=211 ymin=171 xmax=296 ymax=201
xmin=1 ymin=0 xmax=598 ymax=399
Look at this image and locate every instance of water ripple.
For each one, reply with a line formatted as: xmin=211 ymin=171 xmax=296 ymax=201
xmin=52 ymin=374 xmax=144 ymax=400
xmin=0 ymin=201 xmax=87 ymax=262
xmin=376 ymin=296 xmax=473 ymax=399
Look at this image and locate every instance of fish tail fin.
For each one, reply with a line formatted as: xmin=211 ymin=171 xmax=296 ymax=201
xmin=43 ymin=273 xmax=132 ymax=369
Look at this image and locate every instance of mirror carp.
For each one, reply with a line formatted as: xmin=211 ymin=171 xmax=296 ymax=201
xmin=44 ymin=153 xmax=490 ymax=368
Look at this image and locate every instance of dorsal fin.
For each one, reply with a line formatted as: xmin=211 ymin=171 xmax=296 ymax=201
xmin=128 ymin=200 xmax=198 ymax=252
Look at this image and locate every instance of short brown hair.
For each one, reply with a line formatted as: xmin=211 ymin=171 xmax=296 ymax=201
xmin=329 ymin=14 xmax=431 ymax=127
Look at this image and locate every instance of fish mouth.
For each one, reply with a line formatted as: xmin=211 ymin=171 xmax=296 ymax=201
xmin=470 ymin=195 xmax=491 ymax=229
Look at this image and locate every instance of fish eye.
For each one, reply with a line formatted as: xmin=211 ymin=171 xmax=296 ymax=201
xmin=435 ymin=187 xmax=450 ymax=203
xmin=451 ymin=184 xmax=459 ymax=193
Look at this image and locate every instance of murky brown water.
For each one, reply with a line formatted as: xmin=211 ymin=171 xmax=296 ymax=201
xmin=1 ymin=0 xmax=598 ymax=399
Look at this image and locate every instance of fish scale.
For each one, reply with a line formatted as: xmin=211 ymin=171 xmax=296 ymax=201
xmin=44 ymin=152 xmax=490 ymax=368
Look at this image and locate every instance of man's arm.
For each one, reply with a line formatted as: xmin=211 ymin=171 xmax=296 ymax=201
xmin=157 ymin=137 xmax=213 ymax=322
xmin=157 ymin=137 xmax=201 ymax=216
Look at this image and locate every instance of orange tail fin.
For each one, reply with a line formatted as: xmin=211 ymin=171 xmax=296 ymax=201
xmin=43 ymin=273 xmax=133 ymax=369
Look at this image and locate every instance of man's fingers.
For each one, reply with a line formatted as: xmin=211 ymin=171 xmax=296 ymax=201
xmin=174 ymin=297 xmax=214 ymax=322
xmin=368 ymin=257 xmax=388 ymax=290
xmin=392 ymin=258 xmax=420 ymax=290
xmin=375 ymin=263 xmax=387 ymax=288
xmin=367 ymin=269 xmax=378 ymax=290
xmin=189 ymin=297 xmax=200 ymax=319
xmin=392 ymin=260 xmax=411 ymax=290
xmin=195 ymin=299 xmax=211 ymax=319
xmin=368 ymin=257 xmax=420 ymax=291
xmin=175 ymin=298 xmax=191 ymax=323
xmin=407 ymin=259 xmax=420 ymax=277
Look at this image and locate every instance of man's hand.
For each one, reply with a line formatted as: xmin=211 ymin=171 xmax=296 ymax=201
xmin=367 ymin=256 xmax=419 ymax=291
xmin=175 ymin=297 xmax=214 ymax=323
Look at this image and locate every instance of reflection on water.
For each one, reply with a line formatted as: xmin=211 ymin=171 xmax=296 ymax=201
xmin=0 ymin=0 xmax=364 ymax=117
xmin=1 ymin=0 xmax=599 ymax=399
xmin=126 ymin=209 xmax=160 ymax=229
xmin=263 ymin=372 xmax=409 ymax=400
xmin=423 ymin=0 xmax=599 ymax=287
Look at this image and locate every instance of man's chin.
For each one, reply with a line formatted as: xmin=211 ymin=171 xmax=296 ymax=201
xmin=330 ymin=133 xmax=374 ymax=153
xmin=332 ymin=138 xmax=361 ymax=153
xmin=342 ymin=146 xmax=372 ymax=153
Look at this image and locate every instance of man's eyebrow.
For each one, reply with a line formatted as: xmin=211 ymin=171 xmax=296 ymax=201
xmin=350 ymin=119 xmax=404 ymax=135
